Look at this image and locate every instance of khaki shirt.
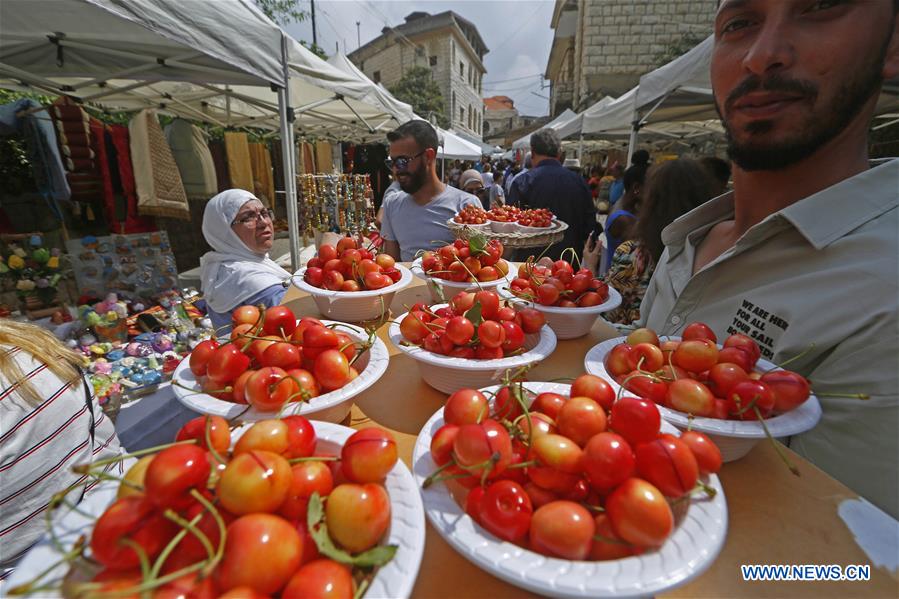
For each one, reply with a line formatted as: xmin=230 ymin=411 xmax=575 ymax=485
xmin=639 ymin=160 xmax=899 ymax=518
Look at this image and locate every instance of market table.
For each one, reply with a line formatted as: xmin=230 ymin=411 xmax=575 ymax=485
xmin=280 ymin=269 xmax=898 ymax=598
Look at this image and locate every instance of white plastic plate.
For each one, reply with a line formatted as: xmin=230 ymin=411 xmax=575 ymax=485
xmin=7 ymin=421 xmax=426 ymax=599
xmin=583 ymin=337 xmax=823 ymax=439
xmin=412 ymin=382 xmax=728 ymax=598
xmin=173 ymin=321 xmax=389 ymax=422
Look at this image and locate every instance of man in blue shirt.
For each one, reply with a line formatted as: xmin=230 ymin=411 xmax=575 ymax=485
xmin=508 ymin=129 xmax=595 ymax=260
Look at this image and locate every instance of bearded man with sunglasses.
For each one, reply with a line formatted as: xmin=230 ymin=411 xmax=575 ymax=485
xmin=380 ymin=121 xmax=481 ymax=261
xmin=637 ymin=0 xmax=899 ymax=517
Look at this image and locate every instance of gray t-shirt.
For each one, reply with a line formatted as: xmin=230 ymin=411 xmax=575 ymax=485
xmin=380 ymin=185 xmax=480 ymax=261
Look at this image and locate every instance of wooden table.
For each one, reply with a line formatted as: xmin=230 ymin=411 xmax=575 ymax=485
xmin=282 ymin=273 xmax=897 ymax=598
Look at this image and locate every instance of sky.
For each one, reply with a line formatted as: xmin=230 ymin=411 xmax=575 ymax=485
xmin=282 ymin=0 xmax=556 ymax=117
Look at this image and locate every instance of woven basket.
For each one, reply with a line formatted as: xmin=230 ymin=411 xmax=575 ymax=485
xmin=447 ymin=220 xmax=569 ymax=249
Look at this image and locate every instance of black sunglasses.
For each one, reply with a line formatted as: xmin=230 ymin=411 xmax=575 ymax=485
xmin=385 ymin=150 xmax=426 ymax=171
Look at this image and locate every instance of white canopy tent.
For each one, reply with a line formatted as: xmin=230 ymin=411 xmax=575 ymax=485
xmin=0 ymin=1 xmax=434 ymax=267
xmin=0 ymin=0 xmax=305 ymax=268
xmin=436 ymin=128 xmax=482 ymax=160
xmin=511 ymin=108 xmax=577 ymax=150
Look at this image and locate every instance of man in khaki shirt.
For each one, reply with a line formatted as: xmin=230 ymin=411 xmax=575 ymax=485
xmin=639 ymin=0 xmax=899 ymax=517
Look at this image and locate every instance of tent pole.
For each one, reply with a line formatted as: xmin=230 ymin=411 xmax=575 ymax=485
xmin=626 ymin=123 xmax=639 ymax=166
xmin=278 ymin=33 xmax=301 ymax=272
xmin=578 ymin=132 xmax=584 ymax=159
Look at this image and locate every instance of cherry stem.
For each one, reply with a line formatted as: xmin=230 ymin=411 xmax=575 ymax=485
xmin=205 ymin=417 xmax=227 ymax=466
xmin=815 ymin=391 xmax=869 ymax=400
xmin=152 ymin=510 xmax=209 ymax=580
xmin=422 ymin=459 xmax=457 ymax=489
xmin=753 ymin=405 xmax=801 ymax=477
xmin=506 ymin=460 xmax=537 ymax=469
xmin=696 ymin=479 xmax=717 ymax=498
xmin=73 ymin=440 xmax=195 ymax=473
xmin=770 ymin=343 xmax=816 ymax=371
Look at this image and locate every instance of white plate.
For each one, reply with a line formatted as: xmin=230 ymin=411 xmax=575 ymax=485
xmin=583 ymin=337 xmax=823 ymax=460
xmin=290 ymin=264 xmax=413 ymax=322
xmin=173 ymin=320 xmax=389 ymax=422
xmin=446 ymin=217 xmax=491 ymax=232
xmin=7 ymin=421 xmax=426 ymax=599
xmin=496 ymin=280 xmax=622 ymax=339
xmin=410 ymin=257 xmax=511 ymax=302
xmin=412 ymin=381 xmax=728 ymax=599
xmin=388 ymin=305 xmax=557 ymax=394
xmin=489 ymin=219 xmax=520 ymax=234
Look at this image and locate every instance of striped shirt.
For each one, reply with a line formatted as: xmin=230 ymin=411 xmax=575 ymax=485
xmin=0 ymin=345 xmax=122 ymax=579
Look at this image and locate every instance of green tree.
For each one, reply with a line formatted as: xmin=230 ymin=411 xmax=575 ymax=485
xmin=254 ymin=0 xmax=307 ymax=24
xmin=389 ymin=66 xmax=448 ymax=128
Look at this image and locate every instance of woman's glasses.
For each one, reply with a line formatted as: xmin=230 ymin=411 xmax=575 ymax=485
xmin=232 ymin=208 xmax=275 ymax=227
xmin=384 ymin=150 xmax=426 ymax=171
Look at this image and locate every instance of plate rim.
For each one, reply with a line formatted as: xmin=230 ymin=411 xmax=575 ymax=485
xmin=411 ymin=381 xmax=729 ymax=599
xmin=583 ymin=336 xmax=823 ymax=438
xmin=172 ymin=320 xmax=389 ymax=420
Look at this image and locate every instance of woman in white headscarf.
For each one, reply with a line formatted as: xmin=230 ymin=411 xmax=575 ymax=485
xmin=200 ymin=189 xmax=290 ymax=331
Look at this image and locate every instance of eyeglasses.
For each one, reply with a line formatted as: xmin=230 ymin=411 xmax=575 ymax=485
xmin=232 ymin=208 xmax=275 ymax=227
xmin=471 ymin=187 xmax=487 ymax=195
xmin=385 ymin=150 xmax=426 ymax=171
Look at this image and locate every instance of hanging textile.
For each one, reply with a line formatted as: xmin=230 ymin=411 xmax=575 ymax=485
xmin=224 ymin=132 xmax=253 ymax=192
xmin=0 ymin=98 xmax=70 ymax=204
xmin=269 ymin=141 xmax=285 ymax=194
xmin=164 ymin=118 xmax=217 ymax=199
xmin=128 ymin=109 xmax=190 ymax=220
xmin=93 ymin=122 xmax=156 ymax=234
xmin=51 ymin=98 xmax=103 ymax=223
xmin=208 ymin=139 xmax=230 ymax=193
xmin=299 ymin=142 xmax=315 ymax=175
xmin=249 ymin=142 xmax=275 ymax=207
xmin=314 ymin=141 xmax=333 ymax=173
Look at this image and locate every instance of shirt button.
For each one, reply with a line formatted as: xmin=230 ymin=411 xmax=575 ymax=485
xmin=670 ymin=314 xmax=681 ymax=325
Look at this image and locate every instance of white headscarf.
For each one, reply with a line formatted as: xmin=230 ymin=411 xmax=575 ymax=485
xmin=199 ymin=189 xmax=290 ymax=313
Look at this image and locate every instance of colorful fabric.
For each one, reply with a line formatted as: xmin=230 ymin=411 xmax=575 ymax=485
xmin=164 ymin=119 xmax=217 ymax=199
xmin=314 ymin=141 xmax=333 ymax=173
xmin=603 ymin=240 xmax=655 ymax=325
xmin=128 ymin=109 xmax=189 ymax=220
xmin=224 ymin=132 xmax=253 ymax=192
xmin=249 ymin=142 xmax=275 ymax=207
xmin=207 ymin=140 xmax=231 ymax=193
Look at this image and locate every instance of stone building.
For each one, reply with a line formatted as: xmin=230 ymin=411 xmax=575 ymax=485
xmin=545 ymin=0 xmax=717 ymax=117
xmin=483 ymin=96 xmax=519 ymax=145
xmin=348 ymin=11 xmax=488 ymax=139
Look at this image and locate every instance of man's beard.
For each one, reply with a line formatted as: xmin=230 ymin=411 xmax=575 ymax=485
xmin=716 ymin=50 xmax=886 ymax=172
xmin=397 ymin=160 xmax=427 ymax=193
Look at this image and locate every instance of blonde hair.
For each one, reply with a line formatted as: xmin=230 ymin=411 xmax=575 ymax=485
xmin=0 ymin=320 xmax=85 ymax=405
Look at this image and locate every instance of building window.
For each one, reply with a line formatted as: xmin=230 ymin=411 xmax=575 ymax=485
xmin=484 ymin=121 xmax=490 ymax=134
xmin=373 ymin=70 xmax=381 ymax=84
xmin=429 ymin=55 xmax=437 ymax=66
xmin=460 ymin=106 xmax=465 ymax=124
xmin=459 ymin=61 xmax=464 ymax=77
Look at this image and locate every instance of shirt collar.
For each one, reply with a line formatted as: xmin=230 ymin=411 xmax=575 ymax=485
xmin=779 ymin=159 xmax=898 ymax=249
xmin=661 ymin=159 xmax=899 ymax=254
xmin=534 ymin=158 xmax=561 ymax=169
